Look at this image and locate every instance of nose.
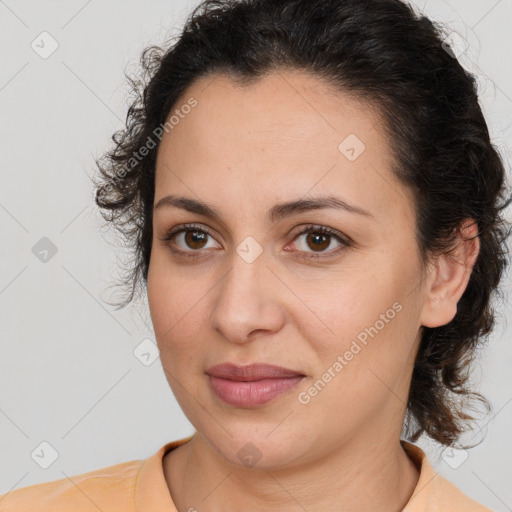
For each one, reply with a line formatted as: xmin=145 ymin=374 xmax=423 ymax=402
xmin=209 ymin=246 xmax=286 ymax=345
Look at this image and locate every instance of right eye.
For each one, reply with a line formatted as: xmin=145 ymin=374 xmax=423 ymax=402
xmin=161 ymin=223 xmax=221 ymax=258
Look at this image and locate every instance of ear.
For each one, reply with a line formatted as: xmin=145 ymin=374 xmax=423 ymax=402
xmin=420 ymin=219 xmax=480 ymax=328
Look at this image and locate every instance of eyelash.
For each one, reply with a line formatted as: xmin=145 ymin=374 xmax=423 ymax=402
xmin=160 ymin=223 xmax=350 ymax=260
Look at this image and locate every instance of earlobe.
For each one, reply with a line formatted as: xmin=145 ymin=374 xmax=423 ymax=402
xmin=420 ymin=219 xmax=480 ymax=328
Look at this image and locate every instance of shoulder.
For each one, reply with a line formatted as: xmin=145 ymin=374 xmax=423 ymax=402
xmin=402 ymin=442 xmax=494 ymax=512
xmin=0 ymin=458 xmax=144 ymax=511
xmin=432 ymin=473 xmax=494 ymax=511
xmin=0 ymin=437 xmax=193 ymax=512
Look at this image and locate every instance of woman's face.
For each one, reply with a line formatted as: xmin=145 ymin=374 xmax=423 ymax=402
xmin=147 ymin=70 xmax=432 ymax=468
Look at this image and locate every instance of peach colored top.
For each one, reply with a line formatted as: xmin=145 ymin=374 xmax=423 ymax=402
xmin=0 ymin=436 xmax=493 ymax=511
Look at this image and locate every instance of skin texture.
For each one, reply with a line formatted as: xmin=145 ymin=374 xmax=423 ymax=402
xmin=147 ymin=69 xmax=480 ymax=512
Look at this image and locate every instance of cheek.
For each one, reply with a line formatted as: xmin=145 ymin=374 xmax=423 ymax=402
xmin=302 ymin=267 xmax=400 ymax=355
xmin=147 ymin=251 xmax=185 ymax=347
xmin=147 ymin=255 xmax=171 ymax=339
xmin=297 ymin=305 xmax=416 ymax=434
xmin=303 ymin=263 xmax=419 ymax=396
xmin=147 ymin=251 xmax=210 ymax=364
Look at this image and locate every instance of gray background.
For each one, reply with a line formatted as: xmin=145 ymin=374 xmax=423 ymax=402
xmin=0 ymin=0 xmax=511 ymax=510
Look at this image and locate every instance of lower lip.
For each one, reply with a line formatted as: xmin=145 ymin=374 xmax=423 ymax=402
xmin=208 ymin=375 xmax=304 ymax=407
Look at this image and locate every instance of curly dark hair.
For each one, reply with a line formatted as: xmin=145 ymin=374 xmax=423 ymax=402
xmin=93 ymin=0 xmax=512 ymax=447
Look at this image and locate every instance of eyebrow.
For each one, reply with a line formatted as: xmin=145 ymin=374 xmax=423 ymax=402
xmin=154 ymin=194 xmax=374 ymax=223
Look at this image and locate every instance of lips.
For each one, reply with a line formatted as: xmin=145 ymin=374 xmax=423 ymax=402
xmin=205 ymin=363 xmax=305 ymax=407
xmin=205 ymin=363 xmax=304 ymax=381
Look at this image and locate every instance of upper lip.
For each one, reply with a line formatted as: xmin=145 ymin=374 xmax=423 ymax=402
xmin=205 ymin=363 xmax=304 ymax=381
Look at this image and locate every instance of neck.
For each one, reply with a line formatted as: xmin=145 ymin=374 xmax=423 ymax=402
xmin=164 ymin=431 xmax=420 ymax=512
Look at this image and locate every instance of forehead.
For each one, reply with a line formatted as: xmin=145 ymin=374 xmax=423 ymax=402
xmin=167 ymin=69 xmax=383 ymax=145
xmin=154 ymin=69 xmax=414 ymax=228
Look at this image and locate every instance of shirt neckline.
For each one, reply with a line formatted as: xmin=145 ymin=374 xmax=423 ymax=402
xmin=135 ymin=435 xmax=194 ymax=512
xmin=134 ymin=437 xmax=447 ymax=512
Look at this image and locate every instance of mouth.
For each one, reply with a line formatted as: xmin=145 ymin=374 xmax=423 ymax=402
xmin=205 ymin=363 xmax=306 ymax=407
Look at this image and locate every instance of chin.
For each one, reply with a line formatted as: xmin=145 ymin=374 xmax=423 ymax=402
xmin=202 ymin=426 xmax=310 ymax=471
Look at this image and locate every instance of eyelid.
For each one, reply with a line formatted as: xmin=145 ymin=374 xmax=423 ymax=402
xmin=162 ymin=223 xmax=221 ymax=250
xmin=290 ymin=223 xmax=352 ymax=245
xmin=162 ymin=223 xmax=217 ymax=241
xmin=287 ymin=224 xmax=350 ymax=259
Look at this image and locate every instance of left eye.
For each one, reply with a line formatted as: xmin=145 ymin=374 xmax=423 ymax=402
xmin=291 ymin=227 xmax=345 ymax=255
xmin=286 ymin=225 xmax=349 ymax=259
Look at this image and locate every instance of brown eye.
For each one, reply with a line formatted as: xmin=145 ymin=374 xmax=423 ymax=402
xmin=161 ymin=224 xmax=221 ymax=257
xmin=305 ymin=232 xmax=331 ymax=252
xmin=183 ymin=230 xmax=209 ymax=250
xmin=162 ymin=223 xmax=349 ymax=261
xmin=289 ymin=225 xmax=349 ymax=260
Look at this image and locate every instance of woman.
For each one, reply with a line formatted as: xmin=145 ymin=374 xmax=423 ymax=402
xmin=1 ymin=0 xmax=510 ymax=510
